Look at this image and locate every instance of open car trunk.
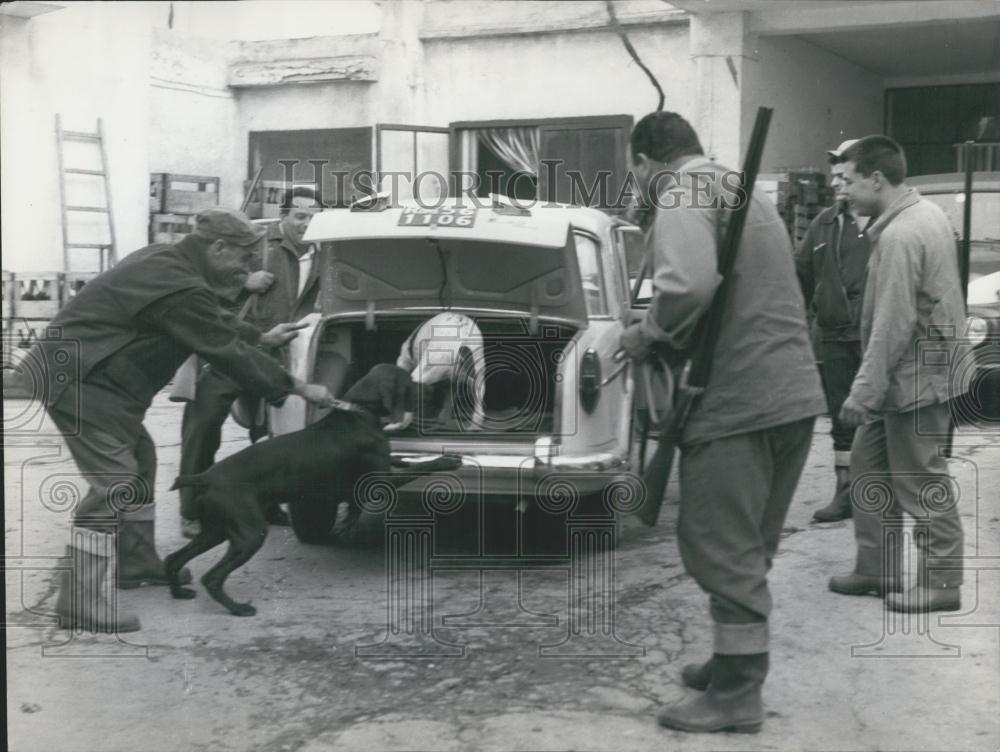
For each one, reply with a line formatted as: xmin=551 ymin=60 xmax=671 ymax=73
xmin=311 ymin=314 xmax=579 ymax=439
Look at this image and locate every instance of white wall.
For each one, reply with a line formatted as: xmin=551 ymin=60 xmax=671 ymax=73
xmin=149 ymin=30 xmax=243 ymax=209
xmin=1 ymin=4 xmax=154 ymax=272
xmin=422 ymin=25 xmax=694 ymax=126
xmin=742 ymin=34 xmax=883 ymax=172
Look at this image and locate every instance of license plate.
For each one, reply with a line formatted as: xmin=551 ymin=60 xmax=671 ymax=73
xmin=398 ymin=206 xmax=477 ymax=228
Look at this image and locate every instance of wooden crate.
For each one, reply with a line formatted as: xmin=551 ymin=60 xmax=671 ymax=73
xmin=161 ymin=174 xmax=220 ymax=214
xmin=150 ymin=213 xmax=196 ymax=244
xmin=1 ymin=270 xmax=12 ymax=319
xmin=14 ymin=273 xmax=61 ymax=320
xmin=150 ymin=173 xmax=166 ymax=212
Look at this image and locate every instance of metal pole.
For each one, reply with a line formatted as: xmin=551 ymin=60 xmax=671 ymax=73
xmin=946 ymin=141 xmax=975 ymax=459
xmin=960 ymin=141 xmax=974 ymax=304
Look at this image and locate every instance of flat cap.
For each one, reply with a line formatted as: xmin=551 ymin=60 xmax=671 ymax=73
xmin=193 ymin=207 xmax=265 ymax=246
xmin=826 ymin=138 xmax=859 ymax=162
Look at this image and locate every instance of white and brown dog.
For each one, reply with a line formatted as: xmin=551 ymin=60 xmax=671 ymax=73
xmin=394 ymin=312 xmax=486 ymax=431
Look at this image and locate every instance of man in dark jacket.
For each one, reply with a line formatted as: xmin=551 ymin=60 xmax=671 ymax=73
xmin=178 ymin=188 xmax=322 ymax=536
xmin=31 ymin=207 xmax=334 ymax=633
xmin=620 ymin=112 xmax=826 ymax=734
xmin=795 ymin=139 xmax=872 ymax=522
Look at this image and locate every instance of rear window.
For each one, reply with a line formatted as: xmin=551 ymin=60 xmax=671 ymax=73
xmin=574 ymin=233 xmax=608 ymax=316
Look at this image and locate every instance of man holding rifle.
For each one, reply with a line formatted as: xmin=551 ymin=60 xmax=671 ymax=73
xmin=620 ymin=111 xmax=825 ymax=734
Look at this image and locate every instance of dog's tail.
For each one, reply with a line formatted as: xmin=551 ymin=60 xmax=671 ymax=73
xmin=170 ymin=474 xmax=210 ymax=492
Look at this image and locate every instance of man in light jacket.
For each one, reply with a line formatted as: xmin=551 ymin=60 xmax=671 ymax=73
xmin=831 ymin=135 xmax=966 ymax=613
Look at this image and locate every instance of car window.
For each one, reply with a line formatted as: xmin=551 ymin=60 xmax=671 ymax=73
xmin=617 ymin=226 xmax=650 ymax=306
xmin=921 ymin=190 xmax=1000 ymax=281
xmin=574 ymin=233 xmax=608 ymax=316
xmin=921 ymin=190 xmax=1000 ymax=243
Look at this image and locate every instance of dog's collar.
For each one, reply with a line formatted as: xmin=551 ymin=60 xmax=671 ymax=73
xmin=327 ymin=398 xmax=365 ymax=414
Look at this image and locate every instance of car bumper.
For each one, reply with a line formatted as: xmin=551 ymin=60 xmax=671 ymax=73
xmin=389 ymin=448 xmax=630 ymax=499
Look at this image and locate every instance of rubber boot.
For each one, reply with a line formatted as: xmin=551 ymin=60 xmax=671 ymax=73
xmin=681 ymin=658 xmax=713 ymax=691
xmin=812 ymin=465 xmax=852 ymax=522
xmin=55 ymin=528 xmax=141 ymax=633
xmin=657 ymin=653 xmax=767 ymax=734
xmin=886 ymin=584 xmax=961 ymax=613
xmin=118 ymin=518 xmax=191 ymax=589
xmin=829 ymin=540 xmax=903 ymax=597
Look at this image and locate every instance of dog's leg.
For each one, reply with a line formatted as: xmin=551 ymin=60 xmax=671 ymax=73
xmin=165 ymin=528 xmax=226 ymax=600
xmin=200 ymin=526 xmax=267 ymax=616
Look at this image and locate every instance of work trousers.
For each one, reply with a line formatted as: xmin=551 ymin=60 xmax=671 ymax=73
xmin=819 ymin=338 xmax=862 ymax=456
xmin=678 ymin=417 xmax=815 ymax=654
xmin=849 ymin=401 xmax=963 ymax=588
xmin=47 ymin=383 xmax=156 ymax=528
xmin=178 ymin=367 xmax=263 ymax=519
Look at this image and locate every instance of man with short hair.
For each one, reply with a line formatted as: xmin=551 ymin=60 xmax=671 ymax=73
xmin=795 ymin=139 xmax=872 ymax=522
xmin=831 ymin=135 xmax=966 ymax=613
xmin=621 ymin=111 xmax=826 ymax=734
xmin=178 ymin=188 xmax=323 ymax=535
xmin=32 ymin=207 xmax=334 ymax=633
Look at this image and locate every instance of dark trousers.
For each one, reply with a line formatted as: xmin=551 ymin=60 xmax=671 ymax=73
xmin=849 ymin=401 xmax=963 ymax=587
xmin=678 ymin=417 xmax=815 ymax=653
xmin=819 ymin=338 xmax=862 ymax=455
xmin=47 ymin=383 xmax=157 ymax=528
xmin=179 ymin=368 xmax=263 ymax=519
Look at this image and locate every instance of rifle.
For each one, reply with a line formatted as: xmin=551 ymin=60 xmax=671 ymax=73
xmin=635 ymin=106 xmax=773 ymax=526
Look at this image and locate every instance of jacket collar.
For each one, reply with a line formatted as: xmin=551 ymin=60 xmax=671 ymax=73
xmin=819 ymin=203 xmax=843 ymax=225
xmin=267 ymin=221 xmax=307 ymax=257
xmin=867 ymin=187 xmax=920 ymax=242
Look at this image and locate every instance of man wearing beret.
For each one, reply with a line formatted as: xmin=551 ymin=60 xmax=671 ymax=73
xmin=178 ymin=187 xmax=322 ymax=537
xmin=30 ymin=207 xmax=335 ymax=634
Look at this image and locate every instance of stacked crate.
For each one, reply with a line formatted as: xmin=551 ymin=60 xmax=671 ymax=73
xmin=149 ymin=173 xmax=220 ymax=243
xmin=243 ymin=180 xmax=293 ymax=220
xmin=760 ymin=170 xmax=835 ymax=247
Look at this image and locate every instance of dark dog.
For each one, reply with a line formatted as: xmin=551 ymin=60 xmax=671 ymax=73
xmin=166 ymin=363 xmax=414 ymax=616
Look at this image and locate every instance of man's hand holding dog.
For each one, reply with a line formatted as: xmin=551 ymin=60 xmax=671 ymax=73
xmin=260 ymin=321 xmax=309 ymax=348
xmin=291 ymin=380 xmax=336 ymax=408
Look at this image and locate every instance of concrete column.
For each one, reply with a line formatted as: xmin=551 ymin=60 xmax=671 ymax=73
xmin=688 ymin=11 xmax=752 ymax=168
xmin=375 ymin=0 xmax=426 ymax=123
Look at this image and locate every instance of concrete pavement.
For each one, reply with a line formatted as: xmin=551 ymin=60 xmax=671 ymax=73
xmin=5 ymin=392 xmax=999 ymax=751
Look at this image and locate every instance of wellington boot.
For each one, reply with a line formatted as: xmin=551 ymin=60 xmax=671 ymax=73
xmin=886 ymin=585 xmax=961 ymax=613
xmin=681 ymin=658 xmax=713 ymax=691
xmin=829 ymin=572 xmax=902 ymax=597
xmin=812 ymin=466 xmax=852 ymax=522
xmin=658 ymin=653 xmax=767 ymax=734
xmin=55 ymin=531 xmax=140 ymax=633
xmin=118 ymin=519 xmax=191 ymax=589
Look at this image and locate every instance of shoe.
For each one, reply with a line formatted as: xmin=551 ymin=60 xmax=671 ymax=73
xmin=657 ymin=653 xmax=767 ymax=734
xmin=829 ymin=572 xmax=902 ymax=597
xmin=681 ymin=658 xmax=713 ymax=691
xmin=56 ymin=529 xmax=141 ymax=633
xmin=118 ymin=519 xmax=192 ymax=589
xmin=812 ymin=467 xmax=852 ymax=522
xmin=181 ymin=518 xmax=201 ymax=539
xmin=886 ymin=585 xmax=960 ymax=613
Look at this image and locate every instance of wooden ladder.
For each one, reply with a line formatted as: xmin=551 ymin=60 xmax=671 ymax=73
xmin=55 ymin=114 xmax=117 ymax=272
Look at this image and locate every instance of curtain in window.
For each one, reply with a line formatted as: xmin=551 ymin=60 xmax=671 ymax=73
xmin=478 ymin=127 xmax=540 ymax=176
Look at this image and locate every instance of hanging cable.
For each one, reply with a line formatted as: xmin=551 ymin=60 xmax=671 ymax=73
xmin=606 ymin=0 xmax=665 ymax=111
